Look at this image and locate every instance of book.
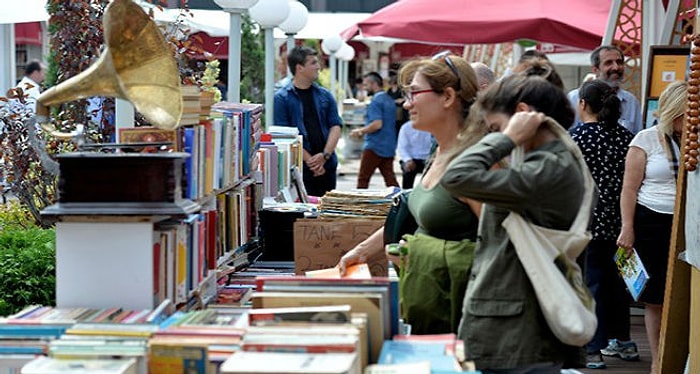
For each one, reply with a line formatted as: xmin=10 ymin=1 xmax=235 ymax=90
xmin=219 ymin=351 xmax=359 ymax=374
xmin=21 ymin=356 xmax=137 ymax=374
xmin=147 ymin=340 xmax=209 ymax=374
xmin=614 ymin=247 xmax=650 ymax=302
xmin=248 ymin=305 xmax=352 ymax=325
xmin=305 ymin=263 xmax=372 ymax=279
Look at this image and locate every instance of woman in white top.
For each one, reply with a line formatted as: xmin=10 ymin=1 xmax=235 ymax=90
xmin=617 ymin=80 xmax=685 ymax=374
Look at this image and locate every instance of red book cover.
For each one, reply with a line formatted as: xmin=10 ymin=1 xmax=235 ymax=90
xmin=206 ymin=209 xmax=217 ymax=270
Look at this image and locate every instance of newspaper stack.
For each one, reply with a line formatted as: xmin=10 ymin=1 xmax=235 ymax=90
xmin=318 ymin=187 xmax=400 ymax=220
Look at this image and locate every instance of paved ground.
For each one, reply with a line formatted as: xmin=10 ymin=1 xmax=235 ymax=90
xmin=336 ymin=155 xmax=406 ymax=191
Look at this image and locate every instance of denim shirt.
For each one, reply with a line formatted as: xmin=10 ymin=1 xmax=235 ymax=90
xmin=273 ymin=81 xmax=343 ymax=169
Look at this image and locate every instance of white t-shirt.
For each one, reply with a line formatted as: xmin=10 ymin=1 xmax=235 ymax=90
xmin=630 ymin=126 xmax=677 ymax=214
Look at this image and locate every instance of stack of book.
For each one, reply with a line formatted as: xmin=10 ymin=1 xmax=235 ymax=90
xmin=148 ymin=308 xmax=248 ymax=373
xmin=181 ymin=85 xmax=202 ymax=126
xmin=318 ymin=188 xmax=400 ymax=220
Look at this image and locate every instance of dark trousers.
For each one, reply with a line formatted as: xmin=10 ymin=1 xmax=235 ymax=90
xmin=356 ymin=149 xmax=399 ymax=189
xmin=584 ymin=239 xmax=632 ymax=352
xmin=302 ymin=164 xmax=336 ymax=197
xmin=400 ymin=159 xmax=426 ymax=189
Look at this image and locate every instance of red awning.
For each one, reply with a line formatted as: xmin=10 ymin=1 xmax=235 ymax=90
xmin=187 ymin=32 xmax=228 ymax=60
xmin=342 ymin=0 xmax=635 ymax=51
xmin=14 ymin=22 xmax=42 ymax=46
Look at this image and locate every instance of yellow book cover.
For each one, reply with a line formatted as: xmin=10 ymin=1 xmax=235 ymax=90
xmin=148 ymin=340 xmax=209 ymax=374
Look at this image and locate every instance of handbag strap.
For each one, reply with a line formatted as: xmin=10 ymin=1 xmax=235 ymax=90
xmin=510 ymin=117 xmax=595 ymax=234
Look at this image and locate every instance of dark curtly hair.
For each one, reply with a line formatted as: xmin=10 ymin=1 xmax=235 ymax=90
xmin=590 ymin=45 xmax=625 ymax=68
xmin=24 ymin=60 xmax=43 ymax=76
xmin=512 ymin=57 xmax=565 ymax=90
xmin=579 ymin=79 xmax=621 ymax=127
xmin=287 ymin=46 xmax=317 ymax=76
xmin=364 ymin=71 xmax=384 ymax=86
xmin=478 ymin=74 xmax=575 ymax=129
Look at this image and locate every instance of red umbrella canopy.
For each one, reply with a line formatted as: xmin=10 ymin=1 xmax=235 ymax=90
xmin=342 ymin=0 xmax=612 ymax=50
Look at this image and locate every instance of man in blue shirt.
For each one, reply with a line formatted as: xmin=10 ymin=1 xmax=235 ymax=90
xmin=568 ymin=45 xmax=642 ymax=134
xmin=274 ymin=46 xmax=343 ymax=197
xmin=350 ymin=72 xmax=398 ymax=189
xmin=396 ymin=121 xmax=433 ymax=189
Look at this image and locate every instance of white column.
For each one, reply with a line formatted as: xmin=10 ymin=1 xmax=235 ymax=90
xmin=286 ymin=33 xmax=295 ymax=78
xmin=115 ymin=98 xmax=134 ymax=143
xmin=264 ymin=27 xmax=275 ymax=129
xmin=227 ymin=10 xmax=243 ymax=103
xmin=329 ymin=54 xmax=337 ymax=102
xmin=0 ymin=24 xmax=16 ymax=95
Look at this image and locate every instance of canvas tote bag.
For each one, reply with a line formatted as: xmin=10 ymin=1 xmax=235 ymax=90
xmin=501 ymin=117 xmax=597 ymax=347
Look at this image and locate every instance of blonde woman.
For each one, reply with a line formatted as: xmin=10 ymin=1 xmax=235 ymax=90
xmin=338 ymin=52 xmax=485 ymax=335
xmin=617 ymin=80 xmax=686 ymax=374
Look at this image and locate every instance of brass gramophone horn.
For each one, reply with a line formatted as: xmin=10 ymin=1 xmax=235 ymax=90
xmin=36 ymin=0 xmax=183 ymax=137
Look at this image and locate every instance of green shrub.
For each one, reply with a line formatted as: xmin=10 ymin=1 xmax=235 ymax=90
xmin=0 ymin=227 xmax=56 ymax=316
xmin=0 ymin=200 xmax=35 ymax=231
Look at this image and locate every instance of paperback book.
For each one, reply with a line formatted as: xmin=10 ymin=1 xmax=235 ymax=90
xmin=614 ymin=247 xmax=650 ymax=302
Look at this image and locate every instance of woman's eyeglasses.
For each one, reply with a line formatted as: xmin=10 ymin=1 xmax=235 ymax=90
xmin=432 ymin=51 xmax=461 ymax=89
xmin=403 ymin=89 xmax=435 ymax=103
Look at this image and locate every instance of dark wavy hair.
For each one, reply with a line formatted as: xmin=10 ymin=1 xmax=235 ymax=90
xmin=579 ymin=79 xmax=621 ymax=127
xmin=478 ymin=74 xmax=575 ymax=129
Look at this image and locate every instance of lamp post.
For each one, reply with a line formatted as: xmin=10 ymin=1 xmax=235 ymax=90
xmin=321 ymin=34 xmax=342 ymax=103
xmin=250 ymin=0 xmax=290 ymax=129
xmin=336 ymin=43 xmax=355 ymax=100
xmin=213 ymin=0 xmax=259 ymax=104
xmin=278 ymin=1 xmax=308 ymax=78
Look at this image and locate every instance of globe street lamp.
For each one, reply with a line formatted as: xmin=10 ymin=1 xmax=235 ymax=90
xmin=278 ymin=1 xmax=308 ymax=78
xmin=213 ymin=0 xmax=259 ymax=103
xmin=336 ymin=43 xmax=355 ymax=100
xmin=321 ymin=34 xmax=342 ymax=103
xmin=250 ymin=0 xmax=290 ymax=129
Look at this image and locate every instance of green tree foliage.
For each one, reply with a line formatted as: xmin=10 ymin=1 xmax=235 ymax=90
xmin=0 ymin=227 xmax=56 ymax=316
xmin=240 ymin=13 xmax=265 ymax=104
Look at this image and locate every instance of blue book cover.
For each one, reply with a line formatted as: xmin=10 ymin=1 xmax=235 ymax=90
xmin=183 ymin=127 xmax=195 ymax=199
xmin=378 ymin=340 xmax=462 ymax=372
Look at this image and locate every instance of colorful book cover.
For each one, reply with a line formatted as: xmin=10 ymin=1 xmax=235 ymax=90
xmin=148 ymin=341 xmax=208 ymax=374
xmin=614 ymin=246 xmax=650 ymax=302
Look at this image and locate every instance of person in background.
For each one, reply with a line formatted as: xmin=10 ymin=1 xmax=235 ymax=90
xmin=351 ymin=72 xmax=398 ymax=189
xmin=568 ymin=45 xmax=642 ymax=134
xmin=273 ymin=46 xmax=343 ymax=197
xmin=353 ymin=77 xmax=368 ymax=102
xmin=470 ymin=62 xmax=495 ymax=92
xmin=441 ymin=75 xmax=585 ymax=371
xmin=397 ymin=120 xmax=433 ymax=189
xmin=569 ymin=79 xmax=635 ymax=369
xmin=339 ymin=52 xmax=484 ymax=334
xmin=617 ymin=80 xmax=686 ymax=374
xmin=14 ymin=60 xmax=46 ymax=114
xmin=386 ymin=73 xmax=408 ymax=137
xmin=512 ymin=57 xmax=565 ymax=90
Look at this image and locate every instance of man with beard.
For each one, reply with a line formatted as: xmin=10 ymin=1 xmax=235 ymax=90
xmin=568 ymin=45 xmax=642 ymax=134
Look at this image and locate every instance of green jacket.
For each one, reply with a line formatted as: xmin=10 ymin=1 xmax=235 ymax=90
xmin=441 ymin=133 xmax=585 ymax=370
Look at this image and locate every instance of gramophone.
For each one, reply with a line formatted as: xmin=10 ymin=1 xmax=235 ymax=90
xmin=39 ymin=0 xmax=199 ymax=217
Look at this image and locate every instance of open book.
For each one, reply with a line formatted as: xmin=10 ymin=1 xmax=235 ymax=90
xmin=614 ymin=247 xmax=650 ymax=302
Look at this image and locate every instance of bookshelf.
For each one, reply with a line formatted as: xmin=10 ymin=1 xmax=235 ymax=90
xmin=43 ymin=102 xmax=265 ymax=312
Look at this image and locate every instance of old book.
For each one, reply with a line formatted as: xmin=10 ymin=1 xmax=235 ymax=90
xmin=251 ymin=291 xmax=384 ymax=363
xmin=148 ymin=339 xmax=209 ymax=374
xmin=248 ymin=305 xmax=352 ymax=325
xmin=219 ymin=351 xmax=359 ymax=374
xmin=21 ymin=356 xmax=137 ymax=374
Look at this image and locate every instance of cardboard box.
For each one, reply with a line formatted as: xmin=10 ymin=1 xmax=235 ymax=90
xmin=293 ymin=219 xmax=387 ymax=277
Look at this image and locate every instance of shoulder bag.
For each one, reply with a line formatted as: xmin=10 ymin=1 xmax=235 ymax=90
xmin=501 ymin=117 xmax=597 ymax=347
xmin=383 ymin=190 xmax=418 ymax=245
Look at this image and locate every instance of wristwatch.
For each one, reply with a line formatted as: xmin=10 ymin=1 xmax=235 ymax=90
xmin=323 ymin=152 xmax=332 ymax=160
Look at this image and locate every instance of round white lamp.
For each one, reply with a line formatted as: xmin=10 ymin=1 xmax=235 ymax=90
xmin=322 ymin=35 xmax=343 ymax=102
xmin=278 ymin=1 xmax=309 ymax=78
xmin=250 ymin=0 xmax=291 ymax=129
xmin=213 ymin=0 xmax=260 ymax=103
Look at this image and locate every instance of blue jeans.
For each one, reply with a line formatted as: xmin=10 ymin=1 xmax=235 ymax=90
xmin=584 ymin=239 xmax=632 ymax=352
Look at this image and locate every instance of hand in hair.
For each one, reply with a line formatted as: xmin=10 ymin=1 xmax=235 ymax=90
xmin=502 ymin=111 xmax=546 ymax=146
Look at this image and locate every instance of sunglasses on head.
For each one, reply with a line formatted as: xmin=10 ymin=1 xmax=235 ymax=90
xmin=432 ymin=51 xmax=461 ymax=89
